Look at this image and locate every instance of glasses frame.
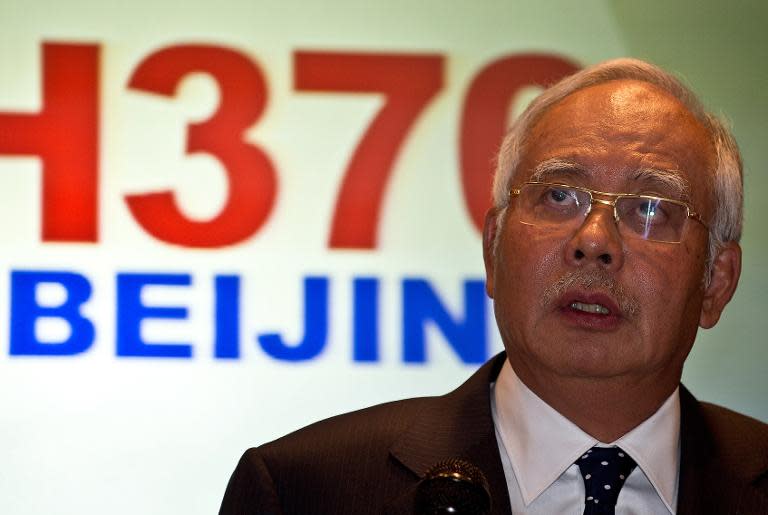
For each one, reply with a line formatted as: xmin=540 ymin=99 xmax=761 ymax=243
xmin=509 ymin=181 xmax=708 ymax=243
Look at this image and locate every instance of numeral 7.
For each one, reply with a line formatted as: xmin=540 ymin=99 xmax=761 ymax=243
xmin=295 ymin=51 xmax=444 ymax=249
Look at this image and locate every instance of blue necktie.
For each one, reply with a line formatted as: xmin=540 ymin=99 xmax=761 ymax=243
xmin=576 ymin=446 xmax=637 ymax=515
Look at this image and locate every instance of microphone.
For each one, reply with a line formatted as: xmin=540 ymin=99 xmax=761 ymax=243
xmin=414 ymin=458 xmax=491 ymax=515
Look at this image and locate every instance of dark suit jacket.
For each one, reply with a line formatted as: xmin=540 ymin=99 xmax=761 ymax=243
xmin=219 ymin=353 xmax=768 ymax=514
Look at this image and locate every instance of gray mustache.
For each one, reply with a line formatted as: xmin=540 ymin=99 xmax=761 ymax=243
xmin=541 ymin=270 xmax=640 ymax=318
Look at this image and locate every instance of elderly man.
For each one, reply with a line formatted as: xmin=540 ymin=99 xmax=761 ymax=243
xmin=220 ymin=58 xmax=768 ymax=514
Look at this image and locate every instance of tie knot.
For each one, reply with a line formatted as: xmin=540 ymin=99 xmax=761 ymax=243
xmin=577 ymin=447 xmax=637 ymax=514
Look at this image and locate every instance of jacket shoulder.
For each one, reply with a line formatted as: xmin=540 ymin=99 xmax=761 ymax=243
xmin=696 ymin=401 xmax=768 ymax=477
xmin=259 ymin=395 xmax=433 ymax=463
xmin=698 ymin=401 xmax=768 ymax=439
xmin=222 ymin=397 xmax=436 ymax=515
xmin=220 ymin=355 xmax=507 ymax=515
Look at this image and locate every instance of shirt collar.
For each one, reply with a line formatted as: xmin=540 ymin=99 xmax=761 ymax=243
xmin=493 ymin=359 xmax=680 ymax=511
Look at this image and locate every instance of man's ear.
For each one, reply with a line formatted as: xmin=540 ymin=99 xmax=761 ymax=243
xmin=699 ymin=241 xmax=742 ymax=329
xmin=483 ymin=208 xmax=500 ymax=298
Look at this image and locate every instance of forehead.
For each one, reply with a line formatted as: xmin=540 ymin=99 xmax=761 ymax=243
xmin=517 ymin=80 xmax=716 ymax=203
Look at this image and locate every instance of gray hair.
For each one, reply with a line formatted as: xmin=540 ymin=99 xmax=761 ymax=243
xmin=492 ymin=58 xmax=743 ymax=277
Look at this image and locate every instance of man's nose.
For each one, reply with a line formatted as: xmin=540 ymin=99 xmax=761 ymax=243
xmin=564 ymin=203 xmax=625 ymax=269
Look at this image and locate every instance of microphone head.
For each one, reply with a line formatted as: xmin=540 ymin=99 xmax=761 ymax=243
xmin=414 ymin=458 xmax=491 ymax=515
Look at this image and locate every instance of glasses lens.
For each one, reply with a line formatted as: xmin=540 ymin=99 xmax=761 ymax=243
xmin=616 ymin=197 xmax=688 ymax=242
xmin=518 ymin=184 xmax=589 ymax=226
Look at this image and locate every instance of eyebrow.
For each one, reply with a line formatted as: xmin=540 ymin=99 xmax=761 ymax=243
xmin=529 ymin=158 xmax=692 ymax=202
xmin=529 ymin=158 xmax=587 ymax=182
xmin=632 ymin=168 xmax=691 ymax=202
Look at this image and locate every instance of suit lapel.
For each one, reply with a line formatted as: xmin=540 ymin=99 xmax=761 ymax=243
xmin=677 ymin=386 xmax=709 ymax=515
xmin=384 ymin=353 xmax=512 ymax=515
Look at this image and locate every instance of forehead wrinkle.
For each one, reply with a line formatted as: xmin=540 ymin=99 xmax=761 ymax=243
xmin=632 ymin=168 xmax=691 ymax=202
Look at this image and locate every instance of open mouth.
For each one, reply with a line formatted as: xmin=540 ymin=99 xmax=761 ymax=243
xmin=570 ymin=301 xmax=610 ymax=315
xmin=561 ymin=292 xmax=619 ymax=314
xmin=558 ymin=291 xmax=623 ymax=330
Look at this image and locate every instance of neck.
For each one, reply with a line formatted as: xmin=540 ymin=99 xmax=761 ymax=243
xmin=513 ymin=363 xmax=681 ymax=442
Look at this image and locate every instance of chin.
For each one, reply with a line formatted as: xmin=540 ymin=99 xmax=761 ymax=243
xmin=542 ymin=345 xmax=642 ymax=380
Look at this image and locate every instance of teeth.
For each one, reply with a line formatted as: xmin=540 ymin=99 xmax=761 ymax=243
xmin=571 ymin=302 xmax=610 ymax=315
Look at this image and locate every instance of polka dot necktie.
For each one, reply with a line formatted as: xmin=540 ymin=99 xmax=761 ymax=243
xmin=576 ymin=446 xmax=637 ymax=515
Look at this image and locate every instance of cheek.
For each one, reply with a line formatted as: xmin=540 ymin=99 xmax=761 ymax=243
xmin=630 ymin=236 xmax=705 ymax=288
xmin=494 ymin=227 xmax=566 ymax=307
xmin=629 ymin=246 xmax=669 ymax=290
xmin=629 ymin=243 xmax=706 ymax=335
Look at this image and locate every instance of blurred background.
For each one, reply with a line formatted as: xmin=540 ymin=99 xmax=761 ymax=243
xmin=0 ymin=1 xmax=765 ymax=514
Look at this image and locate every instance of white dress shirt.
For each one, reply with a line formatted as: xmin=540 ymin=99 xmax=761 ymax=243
xmin=491 ymin=360 xmax=680 ymax=514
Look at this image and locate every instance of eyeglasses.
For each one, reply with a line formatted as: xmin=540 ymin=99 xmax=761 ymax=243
xmin=509 ymin=182 xmax=707 ymax=243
